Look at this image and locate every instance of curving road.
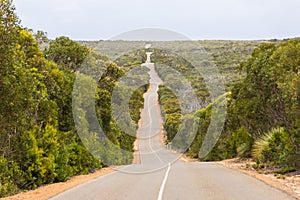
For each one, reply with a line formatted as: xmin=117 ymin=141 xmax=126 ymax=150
xmin=50 ymin=53 xmax=295 ymax=200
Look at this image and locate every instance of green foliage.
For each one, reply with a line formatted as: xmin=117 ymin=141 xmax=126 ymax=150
xmin=0 ymin=0 xmax=20 ymax=66
xmin=1 ymin=2 xmax=299 ymax=197
xmin=95 ymin=60 xmax=146 ymax=164
xmin=115 ymin=49 xmax=146 ymax=69
xmin=0 ymin=2 xmax=146 ymax=197
xmin=252 ymin=127 xmax=299 ymax=168
xmin=187 ymin=106 xmax=211 ymax=158
xmin=274 ymin=168 xmax=296 ymax=175
xmin=0 ymin=156 xmax=22 ymax=197
xmin=151 ymin=39 xmax=299 ymax=168
xmin=158 ymin=86 xmax=182 ymax=143
xmin=129 ymin=85 xmax=148 ymax=123
xmin=252 ymin=128 xmax=284 ymax=165
xmin=153 ymin=49 xmax=209 ymax=103
xmin=45 ymin=36 xmax=90 ymax=72
xmin=187 ymin=40 xmax=299 ymax=167
xmin=228 ymin=40 xmax=299 ymax=167
xmin=84 ymin=40 xmax=262 ymax=91
xmin=231 ymin=127 xmax=253 ymax=158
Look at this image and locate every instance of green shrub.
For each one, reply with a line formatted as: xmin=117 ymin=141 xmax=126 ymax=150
xmin=0 ymin=157 xmax=22 ymax=198
xmin=231 ymin=127 xmax=253 ymax=158
xmin=274 ymin=168 xmax=296 ymax=175
xmin=252 ymin=127 xmax=296 ymax=167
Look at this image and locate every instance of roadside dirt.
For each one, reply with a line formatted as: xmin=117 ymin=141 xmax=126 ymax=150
xmin=1 ymin=167 xmax=115 ymax=200
xmin=219 ymin=158 xmax=300 ymax=200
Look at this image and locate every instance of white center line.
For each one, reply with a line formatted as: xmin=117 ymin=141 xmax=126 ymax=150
xmin=157 ymin=163 xmax=171 ymax=200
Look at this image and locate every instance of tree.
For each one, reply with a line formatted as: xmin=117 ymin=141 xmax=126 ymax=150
xmin=45 ymin=36 xmax=90 ymax=72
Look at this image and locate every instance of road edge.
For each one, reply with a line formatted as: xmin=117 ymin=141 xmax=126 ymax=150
xmin=1 ymin=167 xmax=115 ymax=200
xmin=218 ymin=160 xmax=300 ymax=200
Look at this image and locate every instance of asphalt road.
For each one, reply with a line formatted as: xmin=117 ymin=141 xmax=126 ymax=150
xmin=50 ymin=55 xmax=295 ymax=200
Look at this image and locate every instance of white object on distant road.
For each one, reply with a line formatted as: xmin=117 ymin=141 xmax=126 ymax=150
xmin=145 ymin=44 xmax=152 ymax=49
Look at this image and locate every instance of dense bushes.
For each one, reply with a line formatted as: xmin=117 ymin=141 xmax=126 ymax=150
xmin=186 ymin=40 xmax=299 ymax=168
xmin=155 ymin=39 xmax=299 ymax=168
xmin=0 ymin=1 xmax=145 ymax=197
xmin=158 ymin=86 xmax=181 ymax=143
xmin=0 ymin=1 xmax=100 ymax=194
xmin=225 ymin=40 xmax=300 ymax=168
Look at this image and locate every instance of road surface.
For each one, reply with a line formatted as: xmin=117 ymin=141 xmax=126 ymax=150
xmin=51 ymin=53 xmax=295 ymax=200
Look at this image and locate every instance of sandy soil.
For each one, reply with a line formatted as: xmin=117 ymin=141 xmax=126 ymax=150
xmin=1 ymin=167 xmax=115 ymax=200
xmin=219 ymin=158 xmax=300 ymax=200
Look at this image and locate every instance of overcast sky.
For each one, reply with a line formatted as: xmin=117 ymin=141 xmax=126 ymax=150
xmin=13 ymin=0 xmax=300 ymax=40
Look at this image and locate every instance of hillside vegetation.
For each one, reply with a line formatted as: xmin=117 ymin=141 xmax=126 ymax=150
xmin=84 ymin=39 xmax=299 ymax=170
xmin=151 ymin=41 xmax=299 ymax=170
